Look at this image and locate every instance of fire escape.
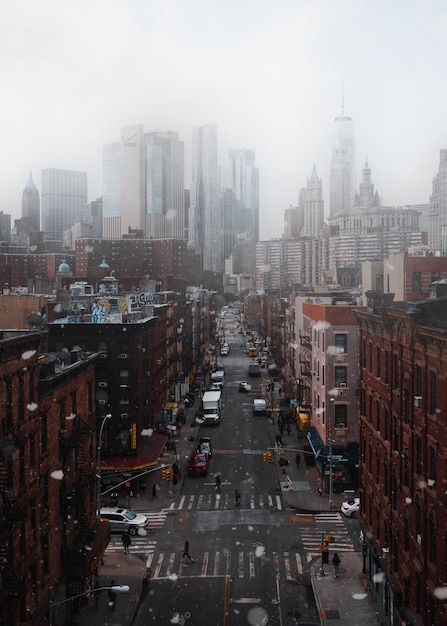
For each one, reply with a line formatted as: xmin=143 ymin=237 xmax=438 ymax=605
xmin=0 ymin=436 xmax=27 ymax=614
xmin=298 ymin=330 xmax=312 ymax=406
xmin=59 ymin=417 xmax=97 ymax=573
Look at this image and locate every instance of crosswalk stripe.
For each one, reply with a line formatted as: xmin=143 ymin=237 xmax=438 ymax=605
xmin=145 ymin=549 xmax=308 ymax=581
xmin=163 ymin=492 xmax=283 ymax=512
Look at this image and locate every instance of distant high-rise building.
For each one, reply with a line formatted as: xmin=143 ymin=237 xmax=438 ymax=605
xmin=228 ymin=149 xmax=259 ymax=243
xmin=41 ymin=168 xmax=87 ymax=242
xmin=188 ymin=123 xmax=221 ymax=272
xmin=428 ymin=149 xmax=447 ymax=254
xmin=300 ymin=166 xmax=324 ymax=238
xmin=22 ymin=171 xmax=40 ymax=232
xmin=103 ymin=126 xmax=185 ymax=240
xmin=329 ymin=98 xmax=356 ymax=215
xmin=0 ymin=212 xmax=11 ymax=244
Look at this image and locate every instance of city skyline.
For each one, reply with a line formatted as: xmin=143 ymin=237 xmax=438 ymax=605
xmin=1 ymin=1 xmax=447 ymax=239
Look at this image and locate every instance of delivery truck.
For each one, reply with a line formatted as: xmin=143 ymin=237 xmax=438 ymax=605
xmin=201 ymin=390 xmax=222 ymax=425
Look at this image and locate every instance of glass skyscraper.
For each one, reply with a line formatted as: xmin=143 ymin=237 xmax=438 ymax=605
xmin=41 ymin=168 xmax=87 ymax=242
xmin=329 ymin=110 xmax=356 ymax=215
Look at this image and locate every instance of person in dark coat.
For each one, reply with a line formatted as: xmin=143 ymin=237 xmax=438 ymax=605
xmin=121 ymin=530 xmax=131 ymax=554
xmin=234 ymin=488 xmax=241 ymax=506
xmin=182 ymin=540 xmax=193 ymax=561
xmin=295 ymin=452 xmax=301 ymax=468
xmin=332 ymin=552 xmax=341 ymax=577
xmin=152 ymin=483 xmax=158 ymax=499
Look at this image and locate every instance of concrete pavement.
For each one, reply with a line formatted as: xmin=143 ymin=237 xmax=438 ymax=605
xmin=73 ymin=390 xmax=379 ymax=625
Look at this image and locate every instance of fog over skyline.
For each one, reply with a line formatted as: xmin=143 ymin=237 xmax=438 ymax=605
xmin=1 ymin=0 xmax=447 ymax=240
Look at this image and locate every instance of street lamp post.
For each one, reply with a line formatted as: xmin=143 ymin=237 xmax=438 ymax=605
xmin=328 ymin=399 xmax=334 ymax=510
xmin=97 ymin=414 xmax=111 ymax=518
xmin=50 ymin=585 xmax=129 ymax=608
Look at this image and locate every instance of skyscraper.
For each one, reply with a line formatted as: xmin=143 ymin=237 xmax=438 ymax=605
xmin=41 ymin=168 xmax=87 ymax=242
xmin=228 ymin=149 xmax=259 ymax=243
xmin=329 ymin=98 xmax=356 ymax=215
xmin=103 ymin=125 xmax=184 ymax=239
xmin=188 ymin=124 xmax=221 ymax=272
xmin=300 ymin=166 xmax=324 ymax=238
xmin=22 ymin=172 xmax=40 ymax=232
xmin=429 ymin=149 xmax=447 ymax=254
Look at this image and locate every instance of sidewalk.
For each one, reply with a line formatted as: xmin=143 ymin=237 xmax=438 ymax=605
xmin=74 ymin=394 xmax=379 ymax=625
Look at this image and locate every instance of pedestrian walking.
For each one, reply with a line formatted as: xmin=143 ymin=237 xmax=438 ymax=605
xmin=234 ymin=488 xmax=241 ymax=506
xmin=278 ymin=386 xmax=282 ymax=397
xmin=295 ymin=452 xmax=301 ymax=468
xmin=215 ymin=474 xmax=221 ymax=493
xmin=275 ymin=433 xmax=283 ymax=447
xmin=332 ymin=552 xmax=341 ymax=577
xmin=152 ymin=483 xmax=158 ymax=499
xmin=182 ymin=540 xmax=193 ymax=561
xmin=122 ymin=530 xmax=131 ymax=554
xmin=108 ymin=580 xmax=116 ymax=611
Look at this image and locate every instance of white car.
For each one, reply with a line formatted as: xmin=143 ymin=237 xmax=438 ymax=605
xmin=239 ymin=382 xmax=252 ymax=392
xmin=341 ymin=497 xmax=360 ymax=517
xmin=100 ymin=507 xmax=149 ymax=534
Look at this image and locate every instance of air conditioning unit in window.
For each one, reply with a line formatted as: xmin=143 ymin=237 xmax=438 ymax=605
xmin=336 ymin=423 xmax=346 ymax=429
xmin=98 ymin=382 xmax=108 ymax=388
xmin=98 ymin=400 xmax=107 ymax=405
xmin=119 ymin=353 xmax=129 ymax=359
xmin=414 ymin=396 xmax=422 ymax=408
xmin=120 ymin=413 xmax=129 ymax=419
xmin=340 ymin=382 xmax=347 ymax=388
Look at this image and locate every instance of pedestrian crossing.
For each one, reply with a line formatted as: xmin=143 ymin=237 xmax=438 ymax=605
xmin=299 ymin=512 xmax=356 ymax=554
xmin=145 ymin=547 xmax=305 ymax=581
xmin=167 ymin=492 xmax=283 ymax=512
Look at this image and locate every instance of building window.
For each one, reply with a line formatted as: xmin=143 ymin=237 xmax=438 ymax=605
xmin=431 ymin=271 xmax=440 ymax=283
xmin=334 ymin=366 xmax=347 ymax=387
xmin=416 ymin=436 xmax=423 ymax=475
xmin=412 ymin=271 xmax=422 ymax=292
xmin=429 ymin=446 xmax=437 ymax=487
xmin=334 ymin=334 xmax=347 ymax=354
xmin=376 ymin=346 xmax=381 ymax=378
xmin=41 ymin=413 xmax=48 ymax=453
xmin=415 ymin=365 xmax=422 ymax=396
xmin=429 ymin=514 xmax=437 ymax=563
xmin=384 ymin=408 xmax=389 ymax=441
xmin=334 ymin=404 xmax=347 ymax=428
xmin=361 ymin=338 xmax=366 ymax=369
xmin=384 ymin=351 xmax=390 ymax=385
xmin=404 ymin=514 xmax=409 ymax=552
xmin=430 ymin=371 xmax=437 ymax=414
xmin=393 ymin=354 xmax=399 ymax=389
xmin=71 ymin=390 xmax=77 ymax=417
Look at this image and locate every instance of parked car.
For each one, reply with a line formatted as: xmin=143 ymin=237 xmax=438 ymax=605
xmin=341 ymin=497 xmax=360 ymax=517
xmin=100 ymin=507 xmax=149 ymax=535
xmin=188 ymin=452 xmax=209 ymax=476
xmin=198 ymin=436 xmax=213 ymax=458
xmin=239 ymin=382 xmax=252 ymax=393
xmin=220 ymin=347 xmax=229 ymax=356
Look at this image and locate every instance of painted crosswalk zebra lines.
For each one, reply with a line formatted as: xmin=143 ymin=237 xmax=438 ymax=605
xmin=145 ymin=548 xmax=305 ymax=581
xmin=299 ymin=512 xmax=355 ymax=554
xmin=167 ymin=492 xmax=283 ymax=512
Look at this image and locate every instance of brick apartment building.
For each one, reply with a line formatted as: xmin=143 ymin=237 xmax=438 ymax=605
xmin=0 ymin=331 xmax=109 ymax=625
xmin=356 ymin=294 xmax=447 ymax=625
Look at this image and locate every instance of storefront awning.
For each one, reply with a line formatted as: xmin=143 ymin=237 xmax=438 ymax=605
xmin=101 ymin=433 xmax=168 ymax=471
xmin=307 ymin=426 xmax=324 ymax=455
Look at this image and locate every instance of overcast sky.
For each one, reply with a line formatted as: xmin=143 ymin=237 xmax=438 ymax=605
xmin=1 ymin=0 xmax=447 ymax=240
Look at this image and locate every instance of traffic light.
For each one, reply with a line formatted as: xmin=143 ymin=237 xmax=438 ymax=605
xmin=263 ymin=452 xmax=273 ymax=463
xmin=162 ymin=467 xmax=173 ymax=480
xmin=324 ymin=534 xmax=335 ymax=544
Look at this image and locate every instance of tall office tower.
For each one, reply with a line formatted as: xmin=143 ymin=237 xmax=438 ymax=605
xmin=145 ymin=130 xmax=185 ymax=239
xmin=228 ymin=149 xmax=259 ymax=243
xmin=0 ymin=212 xmax=11 ymax=243
xmin=22 ymin=172 xmax=40 ymax=232
xmin=353 ymin=159 xmax=380 ymax=210
xmin=429 ymin=149 xmax=447 ymax=254
xmin=221 ymin=188 xmax=239 ymax=259
xmin=41 ymin=168 xmax=87 ymax=242
xmin=300 ymin=166 xmax=325 ymax=238
xmin=283 ymin=205 xmax=299 ymax=239
xmin=188 ymin=123 xmax=222 ymax=272
xmin=103 ymin=126 xmax=185 ymax=239
xmin=82 ymin=198 xmax=103 ymax=238
xmin=329 ymin=99 xmax=356 ymax=215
